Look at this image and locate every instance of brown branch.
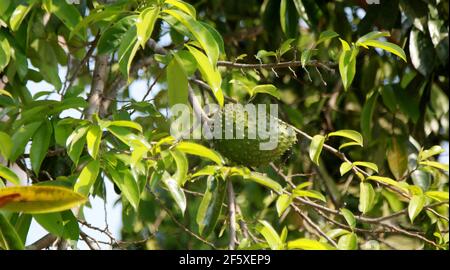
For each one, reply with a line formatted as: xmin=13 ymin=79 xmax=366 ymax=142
xmin=26 ymin=234 xmax=57 ymax=250
xmin=85 ymin=54 xmax=109 ymax=119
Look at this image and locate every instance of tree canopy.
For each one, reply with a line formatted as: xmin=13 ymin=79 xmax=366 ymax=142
xmin=0 ymin=0 xmax=449 ymax=250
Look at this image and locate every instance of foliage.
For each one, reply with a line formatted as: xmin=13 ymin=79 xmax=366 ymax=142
xmin=0 ymin=0 xmax=448 ymax=250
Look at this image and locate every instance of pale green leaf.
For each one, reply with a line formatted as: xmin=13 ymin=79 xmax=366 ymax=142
xmin=408 ymin=195 xmax=426 ymax=222
xmin=276 ymin=194 xmax=291 ymax=217
xmin=136 ymin=6 xmax=160 ymax=48
xmin=316 ymin=30 xmax=339 ymax=45
xmin=353 ymin=162 xmax=379 ymax=173
xmin=0 ymin=131 xmax=12 ymax=160
xmin=328 ymin=130 xmax=363 ymax=146
xmin=287 ymin=238 xmax=335 ymax=250
xmin=74 ymin=160 xmax=100 ymax=197
xmin=251 ymin=84 xmax=280 ymax=99
xmin=175 ymin=141 xmax=223 ymax=165
xmin=338 ymin=233 xmax=358 ymax=250
xmin=309 ymin=135 xmax=325 ymax=166
xmin=257 ymin=220 xmax=282 ymax=250
xmin=0 ymin=164 xmax=20 ymax=185
xmin=361 ymin=40 xmax=407 ymax=62
xmin=186 ymin=45 xmax=223 ymax=106
xmin=419 ymin=145 xmax=445 ymax=161
xmin=170 ymin=149 xmax=188 ymax=186
xmin=86 ymin=125 xmax=101 ymax=159
xmin=419 ymin=161 xmax=449 ymax=172
xmin=425 ymin=191 xmax=449 ymax=202
xmin=293 ymin=189 xmax=326 ymax=202
xmin=366 ymin=176 xmax=409 ymax=193
xmin=340 ymin=208 xmax=356 ymax=229
xmin=244 ymin=172 xmax=282 ymax=193
xmin=359 ymin=182 xmax=375 ymax=214
xmin=340 ymin=162 xmax=353 ymax=176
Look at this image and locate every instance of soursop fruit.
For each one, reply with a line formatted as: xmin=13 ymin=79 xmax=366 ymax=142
xmin=210 ymin=104 xmax=297 ymax=167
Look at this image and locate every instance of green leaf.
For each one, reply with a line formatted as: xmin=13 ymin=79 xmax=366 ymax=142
xmin=356 ymin=31 xmax=390 ymax=45
xmin=165 ymin=9 xmax=219 ymax=66
xmin=97 ymin=15 xmax=137 ymax=55
xmin=287 ymin=238 xmax=334 ymax=250
xmin=175 ymin=141 xmax=223 ymax=165
xmin=50 ymin=0 xmax=83 ymax=33
xmin=117 ymin=26 xmax=140 ymax=78
xmin=244 ymin=172 xmax=282 ymax=193
xmin=107 ymin=120 xmax=143 ymax=133
xmin=309 ymin=135 xmax=325 ymax=166
xmin=293 ymin=189 xmax=326 ymax=202
xmin=74 ymin=160 xmax=100 ymax=197
xmin=191 ymin=165 xmax=220 ymax=179
xmin=328 ymin=130 xmax=363 ymax=146
xmin=340 ymin=162 xmax=353 ymax=176
xmin=386 ymin=137 xmax=408 ymax=179
xmin=257 ymin=220 xmax=283 ymax=250
xmin=280 ymin=0 xmax=299 ymax=38
xmin=251 ymin=84 xmax=280 ymax=100
xmin=170 ymin=149 xmax=188 ymax=186
xmin=0 ymin=89 xmax=13 ymax=99
xmin=360 ymin=90 xmax=378 ymax=142
xmin=353 ymin=162 xmax=379 ymax=173
xmin=107 ymin=166 xmax=140 ymax=210
xmin=381 ymin=189 xmax=404 ymax=212
xmin=408 ymin=195 xmax=426 ymax=222
xmin=30 ymin=120 xmax=52 ymax=174
xmin=362 ymin=40 xmax=407 ymax=62
xmin=316 ymin=30 xmax=339 ymax=45
xmin=0 ymin=164 xmax=19 ymax=185
xmin=419 ymin=146 xmax=445 ymax=161
xmin=163 ymin=174 xmax=186 ymax=215
xmin=419 ymin=161 xmax=449 ymax=172
xmin=196 ymin=175 xmax=226 ymax=236
xmin=10 ymin=121 xmax=42 ymax=162
xmin=86 ymin=125 xmax=102 ymax=159
xmin=366 ymin=176 xmax=408 ymax=193
xmin=0 ymin=213 xmax=24 ymax=250
xmin=0 ymin=186 xmax=87 ymax=213
xmin=167 ymin=54 xmax=189 ymax=108
xmin=339 ymin=47 xmax=358 ymax=90
xmin=33 ymin=210 xmax=79 ymax=240
xmin=338 ymin=233 xmax=358 ymax=250
xmin=165 ymin=0 xmax=196 ymax=18
xmin=136 ymin=6 xmax=160 ymax=48
xmin=279 ymin=39 xmax=295 ymax=56
xmin=301 ymin=49 xmax=314 ymax=68
xmin=276 ymin=194 xmax=291 ymax=217
xmin=339 ymin=142 xmax=363 ymax=150
xmin=0 ymin=34 xmax=11 ymax=72
xmin=425 ymin=191 xmax=449 ymax=202
xmin=186 ymin=45 xmax=224 ymax=106
xmin=70 ymin=8 xmax=121 ymax=41
xmin=340 ymin=208 xmax=356 ymax=229
xmin=66 ymin=125 xmax=89 ymax=165
xmin=9 ymin=4 xmax=33 ymax=31
xmin=358 ymin=182 xmax=375 ymax=214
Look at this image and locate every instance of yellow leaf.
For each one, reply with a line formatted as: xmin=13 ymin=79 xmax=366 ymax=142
xmin=0 ymin=186 xmax=87 ymax=214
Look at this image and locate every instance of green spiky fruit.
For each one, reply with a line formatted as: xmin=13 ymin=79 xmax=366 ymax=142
xmin=211 ymin=105 xmax=297 ymax=167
